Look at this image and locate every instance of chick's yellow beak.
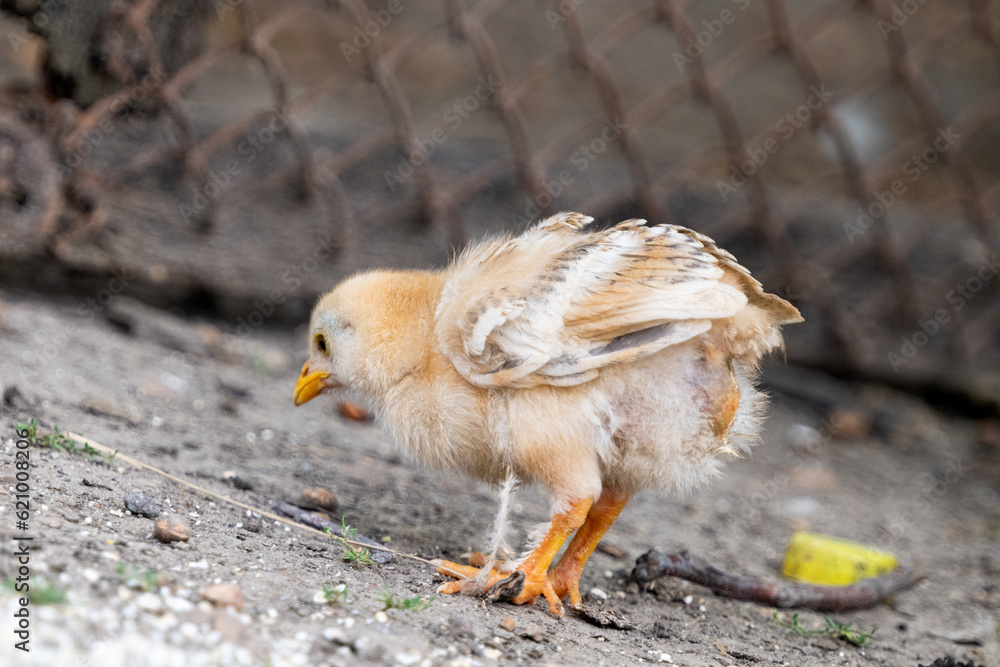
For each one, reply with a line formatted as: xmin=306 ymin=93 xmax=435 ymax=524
xmin=294 ymin=360 xmax=330 ymax=406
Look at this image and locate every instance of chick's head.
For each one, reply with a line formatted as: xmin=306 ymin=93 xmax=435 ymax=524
xmin=293 ymin=291 xmax=353 ymax=406
xmin=293 ymin=270 xmax=442 ymax=407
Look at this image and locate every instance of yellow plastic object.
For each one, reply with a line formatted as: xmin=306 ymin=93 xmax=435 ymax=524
xmin=782 ymin=532 xmax=899 ymax=586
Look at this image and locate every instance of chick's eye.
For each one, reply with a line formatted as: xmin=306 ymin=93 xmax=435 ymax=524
xmin=315 ymin=333 xmax=328 ymax=354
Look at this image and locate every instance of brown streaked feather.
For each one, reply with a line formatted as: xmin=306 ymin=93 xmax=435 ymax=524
xmin=436 ymin=213 xmax=798 ymax=388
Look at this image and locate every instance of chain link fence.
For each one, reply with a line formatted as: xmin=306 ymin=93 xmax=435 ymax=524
xmin=1 ymin=0 xmax=998 ymax=404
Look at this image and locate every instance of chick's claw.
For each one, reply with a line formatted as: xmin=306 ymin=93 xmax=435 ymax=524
xmin=433 ymin=559 xmax=564 ymax=616
xmin=511 ymin=571 xmax=564 ymax=617
xmin=485 ymin=569 xmax=525 ymax=602
xmin=548 ymin=569 xmax=583 ymax=608
xmin=433 ymin=559 xmax=513 ymax=595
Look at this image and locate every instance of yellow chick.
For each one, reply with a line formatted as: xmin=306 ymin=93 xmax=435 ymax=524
xmin=294 ymin=212 xmax=801 ymax=617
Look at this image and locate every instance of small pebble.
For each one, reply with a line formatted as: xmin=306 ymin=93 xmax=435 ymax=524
xmin=500 ymin=616 xmax=516 ymax=632
xmin=179 ymin=622 xmax=199 ymax=640
xmin=826 ymin=408 xmax=872 ymax=440
xmin=393 ymin=650 xmax=422 ymax=666
xmin=322 ymin=626 xmax=349 ymax=644
xmin=163 ymin=596 xmax=194 ymax=613
xmin=682 ymin=595 xmax=693 ymax=605
xmin=588 ymin=587 xmax=608 ymax=601
xmin=352 ymin=634 xmax=385 ymax=661
xmin=787 ymin=423 xmax=822 ymax=455
xmin=298 ymin=487 xmax=338 ymax=513
xmin=135 ymin=593 xmax=163 ymax=613
xmin=448 ymin=612 xmax=475 ymax=638
xmin=659 ymin=653 xmax=672 ymax=663
xmin=338 ymin=401 xmax=369 ymax=421
xmin=521 ymin=622 xmax=546 ymax=642
xmin=153 ymin=516 xmax=190 ymax=543
xmin=222 ymin=470 xmax=254 ymax=491
xmin=201 ymin=583 xmax=244 ymax=611
xmin=213 ymin=609 xmax=245 ymax=642
xmin=374 ymin=611 xmax=388 ymax=623
xmin=124 ymin=492 xmax=161 ymax=518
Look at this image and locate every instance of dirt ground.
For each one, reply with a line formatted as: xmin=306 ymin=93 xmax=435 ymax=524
xmin=1 ymin=286 xmax=998 ymax=667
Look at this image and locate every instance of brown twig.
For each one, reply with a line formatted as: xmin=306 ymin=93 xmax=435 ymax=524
xmin=271 ymin=499 xmax=395 ymax=564
xmin=631 ymin=549 xmax=923 ymax=613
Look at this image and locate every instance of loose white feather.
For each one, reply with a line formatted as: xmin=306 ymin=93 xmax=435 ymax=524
xmin=473 ymin=468 xmax=520 ymax=592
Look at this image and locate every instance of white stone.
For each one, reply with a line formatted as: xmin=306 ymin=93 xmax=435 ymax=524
xmin=164 ymin=596 xmax=194 ymax=613
xmin=135 ymin=593 xmax=163 ymax=613
xmin=394 ymin=650 xmax=422 ymax=665
xmin=589 ymin=587 xmax=608 ymax=600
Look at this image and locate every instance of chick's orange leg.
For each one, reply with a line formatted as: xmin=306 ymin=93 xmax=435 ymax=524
xmin=548 ymin=488 xmax=628 ymax=607
xmin=509 ymin=497 xmax=593 ymax=615
xmin=434 ymin=497 xmax=594 ymax=617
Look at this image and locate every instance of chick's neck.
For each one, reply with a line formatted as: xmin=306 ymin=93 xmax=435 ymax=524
xmin=356 ymin=270 xmax=446 ymax=399
xmin=357 ymin=271 xmax=491 ymax=475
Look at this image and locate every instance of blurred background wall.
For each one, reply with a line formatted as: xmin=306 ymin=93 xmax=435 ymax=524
xmin=1 ymin=0 xmax=998 ymax=413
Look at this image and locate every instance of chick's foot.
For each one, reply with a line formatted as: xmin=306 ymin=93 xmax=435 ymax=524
xmin=434 ymin=559 xmax=564 ymax=616
xmin=548 ymin=488 xmax=629 ymax=607
xmin=433 ymin=559 xmax=515 ymax=595
xmin=434 ymin=496 xmax=595 ymax=617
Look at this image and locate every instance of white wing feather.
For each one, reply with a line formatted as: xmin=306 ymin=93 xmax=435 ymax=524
xmin=435 ymin=213 xmax=749 ymax=388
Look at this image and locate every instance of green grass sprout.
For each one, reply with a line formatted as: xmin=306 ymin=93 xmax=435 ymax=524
xmin=774 ymin=611 xmax=876 ymax=647
xmin=378 ymin=585 xmax=433 ymax=612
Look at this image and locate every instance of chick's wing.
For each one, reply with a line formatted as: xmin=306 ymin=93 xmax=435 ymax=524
xmin=435 ymin=213 xmax=748 ymax=388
